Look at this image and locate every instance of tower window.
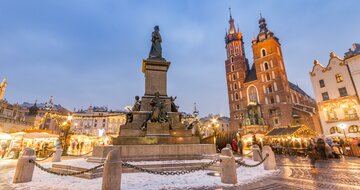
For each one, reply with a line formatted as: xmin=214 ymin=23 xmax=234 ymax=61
xmin=232 ymin=74 xmax=236 ymax=80
xmin=268 ymin=85 xmax=273 ymax=93
xmin=270 ymin=97 xmax=275 ymax=104
xmin=231 ymin=64 xmax=235 ymax=72
xmin=264 ymin=62 xmax=269 ymax=70
xmin=231 ymin=57 xmax=234 ymax=63
xmin=319 ymin=79 xmax=325 ymax=88
xmin=235 ymin=93 xmax=239 ymax=100
xmin=266 ymin=73 xmax=271 ymax=81
xmin=234 ymin=83 xmax=238 ymax=90
xmin=261 ymin=48 xmax=267 ymax=57
xmin=335 ymin=74 xmax=343 ymax=83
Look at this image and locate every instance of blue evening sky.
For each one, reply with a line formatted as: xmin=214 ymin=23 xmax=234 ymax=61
xmin=1 ymin=0 xmax=359 ymax=116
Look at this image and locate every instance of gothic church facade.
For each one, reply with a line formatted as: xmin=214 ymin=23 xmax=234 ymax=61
xmin=224 ymin=13 xmax=322 ymax=134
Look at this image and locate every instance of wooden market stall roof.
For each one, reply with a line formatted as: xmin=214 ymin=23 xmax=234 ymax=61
xmin=265 ymin=125 xmax=317 ymax=138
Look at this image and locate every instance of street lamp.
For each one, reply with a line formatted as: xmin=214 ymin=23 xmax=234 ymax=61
xmin=338 ymin=123 xmax=347 ymax=139
xmin=61 ymin=115 xmax=72 ymax=155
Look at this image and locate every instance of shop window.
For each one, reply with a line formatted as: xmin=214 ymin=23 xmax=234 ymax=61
xmin=335 ymin=74 xmax=343 ymax=83
xmin=339 ymin=87 xmax=348 ymax=97
xmin=349 ymin=125 xmax=359 ymax=133
xmin=319 ymin=79 xmax=325 ymax=88
xmin=342 ymin=101 xmax=358 ymax=119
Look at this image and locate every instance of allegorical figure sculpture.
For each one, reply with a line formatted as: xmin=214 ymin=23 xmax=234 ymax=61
xmin=149 ymin=25 xmax=162 ymax=59
xmin=126 ymin=96 xmax=142 ymax=124
xmin=170 ymin=96 xmax=179 ymax=112
xmin=0 ymin=79 xmax=7 ymax=100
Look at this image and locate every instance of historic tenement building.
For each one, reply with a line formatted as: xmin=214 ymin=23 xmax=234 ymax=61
xmin=224 ymin=13 xmax=321 ymax=134
xmin=310 ymin=44 xmax=360 ymax=135
xmin=70 ymin=106 xmax=126 ymax=136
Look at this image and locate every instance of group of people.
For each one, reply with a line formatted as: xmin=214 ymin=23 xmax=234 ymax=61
xmin=230 ymin=138 xmax=244 ymax=155
xmin=70 ymin=139 xmax=85 ymax=154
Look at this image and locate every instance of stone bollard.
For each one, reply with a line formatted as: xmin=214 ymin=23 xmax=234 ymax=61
xmin=262 ymin=145 xmax=276 ymax=170
xmin=219 ymin=147 xmax=237 ymax=184
xmin=252 ymin=144 xmax=262 ymax=162
xmin=102 ymin=149 xmax=122 ymax=190
xmin=52 ymin=145 xmax=62 ymax=162
xmin=13 ymin=148 xmax=36 ymax=183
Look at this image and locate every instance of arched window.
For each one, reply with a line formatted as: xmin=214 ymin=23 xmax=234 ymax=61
xmin=247 ymin=86 xmax=259 ymax=103
xmin=270 ymin=97 xmax=275 ymax=104
xmin=349 ymin=125 xmax=359 ymax=133
xmin=266 ymin=73 xmax=271 ymax=81
xmin=235 ymin=93 xmax=239 ymax=100
xmin=330 ymin=127 xmax=336 ymax=134
xmin=234 ymin=83 xmax=238 ymax=90
xmin=264 ymin=62 xmax=269 ymax=70
xmin=261 ymin=48 xmax=267 ymax=57
xmin=232 ymin=74 xmax=236 ymax=80
xmin=231 ymin=64 xmax=235 ymax=71
xmin=268 ymin=85 xmax=273 ymax=93
xmin=231 ymin=57 xmax=234 ymax=63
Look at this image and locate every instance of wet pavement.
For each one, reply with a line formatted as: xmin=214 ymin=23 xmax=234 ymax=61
xmin=1 ymin=155 xmax=360 ymax=190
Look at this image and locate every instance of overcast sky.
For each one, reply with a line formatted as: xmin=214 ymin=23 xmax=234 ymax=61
xmin=1 ymin=0 xmax=359 ymax=117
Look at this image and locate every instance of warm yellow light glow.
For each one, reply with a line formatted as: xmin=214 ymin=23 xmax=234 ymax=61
xmin=212 ymin=118 xmax=217 ymax=123
xmin=62 ymin=121 xmax=67 ymax=126
xmin=338 ymin=123 xmax=347 ymax=130
xmin=67 ymin=115 xmax=73 ymax=121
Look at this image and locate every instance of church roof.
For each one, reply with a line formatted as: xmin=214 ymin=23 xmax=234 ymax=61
xmin=244 ymin=64 xmax=257 ymax=82
xmin=288 ymin=81 xmax=311 ymax=98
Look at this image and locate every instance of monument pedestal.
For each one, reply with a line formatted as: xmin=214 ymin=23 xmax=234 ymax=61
xmin=89 ymin=144 xmax=216 ymax=162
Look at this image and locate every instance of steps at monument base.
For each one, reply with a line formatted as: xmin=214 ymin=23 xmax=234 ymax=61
xmin=49 ymin=166 xmax=103 ymax=179
xmin=49 ymin=160 xmax=220 ymax=179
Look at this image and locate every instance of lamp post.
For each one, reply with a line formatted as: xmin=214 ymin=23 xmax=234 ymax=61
xmin=211 ymin=118 xmax=218 ymax=146
xmin=338 ymin=123 xmax=347 ymax=139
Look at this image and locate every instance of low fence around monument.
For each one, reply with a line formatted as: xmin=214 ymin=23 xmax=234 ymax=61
xmin=13 ymin=147 xmax=275 ymax=189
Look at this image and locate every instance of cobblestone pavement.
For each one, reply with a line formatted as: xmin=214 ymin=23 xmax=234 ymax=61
xmin=1 ymin=155 xmax=360 ymax=190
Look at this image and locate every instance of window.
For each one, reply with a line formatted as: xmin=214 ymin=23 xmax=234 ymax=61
xmin=339 ymin=87 xmax=348 ymax=97
xmin=231 ymin=65 xmax=235 ymax=72
xmin=322 ymin=92 xmax=329 ymax=101
xmin=94 ymin=123 xmax=97 ymax=127
xmin=261 ymin=48 xmax=267 ymax=57
xmin=235 ymin=93 xmax=239 ymax=100
xmin=349 ymin=125 xmax=359 ymax=133
xmin=231 ymin=57 xmax=234 ymax=63
xmin=319 ymin=79 xmax=325 ymax=88
xmin=335 ymin=74 xmax=343 ymax=83
xmin=234 ymin=83 xmax=238 ymax=90
xmin=236 ymin=104 xmax=240 ymax=110
xmin=270 ymin=97 xmax=275 ymax=104
xmin=268 ymin=85 xmax=273 ymax=93
xmin=232 ymin=74 xmax=236 ymax=80
xmin=342 ymin=101 xmax=358 ymax=119
xmin=274 ymin=118 xmax=279 ymax=125
xmin=266 ymin=73 xmax=271 ymax=81
xmin=264 ymin=62 xmax=269 ymax=70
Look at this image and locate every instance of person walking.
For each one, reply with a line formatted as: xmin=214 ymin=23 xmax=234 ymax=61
xmin=231 ymin=139 xmax=238 ymax=153
xmin=1 ymin=142 xmax=8 ymax=159
xmin=237 ymin=138 xmax=243 ymax=155
xmin=308 ymin=139 xmax=320 ymax=174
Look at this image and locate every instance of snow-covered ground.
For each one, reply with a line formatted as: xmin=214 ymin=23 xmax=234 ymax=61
xmin=7 ymin=158 xmax=278 ymax=190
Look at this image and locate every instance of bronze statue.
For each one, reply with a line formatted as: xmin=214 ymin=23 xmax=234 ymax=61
xmin=149 ymin=92 xmax=167 ymax=122
xmin=170 ymin=96 xmax=179 ymax=112
xmin=132 ymin=96 xmax=141 ymax=111
xmin=149 ymin=25 xmax=162 ymax=59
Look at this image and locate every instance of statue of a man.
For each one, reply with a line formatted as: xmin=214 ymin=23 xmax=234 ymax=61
xmin=149 ymin=25 xmax=162 ymax=59
xmin=170 ymin=96 xmax=179 ymax=112
xmin=132 ymin=96 xmax=141 ymax=111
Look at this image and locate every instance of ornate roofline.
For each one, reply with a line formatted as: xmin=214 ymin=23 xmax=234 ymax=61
xmin=309 ymin=52 xmax=344 ymax=76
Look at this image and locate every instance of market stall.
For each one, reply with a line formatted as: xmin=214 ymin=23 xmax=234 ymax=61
xmin=265 ymin=125 xmax=318 ymax=155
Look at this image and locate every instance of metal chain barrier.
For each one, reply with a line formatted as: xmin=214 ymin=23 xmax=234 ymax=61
xmin=235 ymin=153 xmax=269 ymax=168
xmin=35 ymin=151 xmax=55 ymax=161
xmin=121 ymin=158 xmax=220 ymax=176
xmin=65 ymin=150 xmax=93 ymax=157
xmin=242 ymin=150 xmax=254 ymax=157
xmin=29 ymin=159 xmax=104 ymax=176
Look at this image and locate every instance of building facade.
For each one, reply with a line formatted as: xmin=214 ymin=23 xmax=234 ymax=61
xmin=70 ymin=106 xmax=126 ymax=136
xmin=345 ymin=43 xmax=360 ymax=97
xmin=224 ymin=13 xmax=320 ymax=134
xmin=310 ymin=45 xmax=360 ymax=135
xmin=199 ymin=114 xmax=230 ymax=138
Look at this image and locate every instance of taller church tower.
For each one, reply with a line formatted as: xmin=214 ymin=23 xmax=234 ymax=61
xmin=224 ymin=9 xmax=248 ymax=130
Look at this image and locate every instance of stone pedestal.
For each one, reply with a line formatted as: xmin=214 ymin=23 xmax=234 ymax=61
xmin=220 ymin=148 xmax=237 ymax=184
xmin=52 ymin=146 xmax=62 ymax=162
xmin=146 ymin=122 xmax=171 ymax=136
xmin=89 ymin=144 xmax=216 ymax=162
xmin=13 ymin=148 xmax=36 ymax=183
xmin=253 ymin=147 xmax=262 ymax=162
xmin=142 ymin=59 xmax=171 ymax=98
xmin=262 ymin=146 xmax=276 ymax=170
xmin=102 ymin=149 xmax=122 ymax=190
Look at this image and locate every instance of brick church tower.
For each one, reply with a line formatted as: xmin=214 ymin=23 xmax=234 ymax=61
xmin=224 ymin=10 xmax=249 ymax=130
xmin=224 ymin=12 xmax=320 ymax=134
